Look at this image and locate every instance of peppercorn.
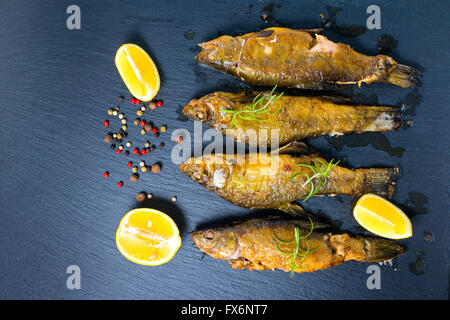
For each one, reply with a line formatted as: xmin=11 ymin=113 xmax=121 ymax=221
xmin=140 ymin=129 xmax=146 ymax=135
xmin=146 ymin=147 xmax=151 ymax=153
xmin=116 ymin=149 xmax=122 ymax=155
xmin=140 ymin=105 xmax=146 ymax=111
xmin=124 ymin=150 xmax=130 ymax=156
xmin=113 ymin=133 xmax=117 ymax=138
xmin=134 ymin=118 xmax=140 ymax=125
xmin=116 ymin=133 xmax=123 ymax=140
xmin=152 ymin=128 xmax=158 ymax=134
xmin=103 ymin=120 xmax=109 ymax=127
xmin=151 ymin=163 xmax=161 ymax=174
xmin=110 ymin=144 xmax=116 ymax=150
xmin=175 ymin=135 xmax=184 ymax=144
xmin=156 ymin=101 xmax=163 ymax=107
xmin=121 ymin=125 xmax=127 ymax=131
xmin=140 ymin=149 xmax=147 ymax=156
xmin=132 ymin=166 xmax=138 ymax=173
xmin=136 ymin=192 xmax=146 ymax=202
xmin=118 ymin=113 xmax=124 ymax=119
xmin=104 ymin=134 xmax=113 ymax=143
xmin=130 ymin=97 xmax=136 ymax=104
xmin=135 ymin=99 xmax=141 ymax=104
xmin=144 ymin=141 xmax=150 ymax=148
xmin=118 ymin=96 xmax=124 ymax=102
xmin=140 ymin=120 xmax=146 ymax=127
xmin=113 ymin=110 xmax=118 ymax=116
xmin=139 ymin=161 xmax=145 ymax=167
xmin=119 ymin=145 xmax=124 ymax=150
xmin=171 ymin=196 xmax=177 ymax=202
xmin=118 ymin=181 xmax=123 ymax=188
xmin=141 ymin=166 xmax=148 ymax=173
xmin=137 ymin=110 xmax=143 ymax=116
xmin=147 ymin=193 xmax=153 ymax=199
xmin=160 ymin=125 xmax=167 ymax=132
xmin=126 ymin=141 xmax=131 ymax=147
xmin=159 ymin=142 xmax=165 ymax=149
xmin=150 ymin=145 xmax=156 ymax=151
xmin=149 ymin=101 xmax=157 ymax=110
xmin=127 ymin=161 xmax=133 ymax=168
xmin=121 ymin=118 xmax=127 ymax=124
xmin=108 ymin=108 xmax=114 ymax=115
xmin=103 ymin=171 xmax=109 ymax=178
xmin=130 ymin=173 xmax=139 ymax=182
xmin=133 ymin=148 xmax=139 ymax=154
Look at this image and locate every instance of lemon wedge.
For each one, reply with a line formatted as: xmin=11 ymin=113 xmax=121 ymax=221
xmin=115 ymin=43 xmax=160 ymax=102
xmin=116 ymin=208 xmax=181 ymax=266
xmin=353 ymin=193 xmax=412 ymax=239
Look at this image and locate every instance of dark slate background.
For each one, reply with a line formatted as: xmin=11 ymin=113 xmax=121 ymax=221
xmin=0 ymin=0 xmax=448 ymax=299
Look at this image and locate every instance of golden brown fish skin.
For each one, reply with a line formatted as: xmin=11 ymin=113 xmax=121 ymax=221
xmin=183 ymin=91 xmax=402 ymax=146
xmin=192 ymin=218 xmax=405 ymax=273
xmin=180 ymin=153 xmax=400 ymax=209
xmin=196 ymin=27 xmax=421 ymax=88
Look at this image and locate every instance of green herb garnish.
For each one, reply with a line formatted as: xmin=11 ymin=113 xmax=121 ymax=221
xmin=272 ymin=217 xmax=319 ymax=277
xmin=220 ymin=85 xmax=284 ymax=128
xmin=292 ymin=159 xmax=340 ymax=202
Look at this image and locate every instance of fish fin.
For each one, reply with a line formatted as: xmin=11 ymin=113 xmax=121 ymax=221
xmin=387 ymin=64 xmax=422 ymax=88
xmin=228 ymin=258 xmax=269 ymax=270
xmin=360 ymin=166 xmax=401 ymax=199
xmin=271 ymin=141 xmax=312 ymax=155
xmin=301 ymin=28 xmax=324 ymax=35
xmin=319 ymin=95 xmax=352 ymax=104
xmin=360 ymin=237 xmax=406 ymax=262
xmin=291 ymin=219 xmax=330 ymax=230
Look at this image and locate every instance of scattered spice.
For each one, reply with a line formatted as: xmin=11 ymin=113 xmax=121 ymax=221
xmin=171 ymin=196 xmax=177 ymax=202
xmin=130 ymin=173 xmax=139 ymax=182
xmin=140 ymin=120 xmax=146 ymax=127
xmin=110 ymin=144 xmax=116 ymax=150
xmin=136 ymin=192 xmax=146 ymax=202
xmin=135 ymin=99 xmax=141 ymax=104
xmin=124 ymin=150 xmax=130 ymax=156
xmin=140 ymin=105 xmax=146 ymax=112
xmin=133 ymin=148 xmax=139 ymax=154
xmin=130 ymin=97 xmax=136 ymax=104
xmin=118 ymin=95 xmax=124 ymax=102
xmin=139 ymin=161 xmax=145 ymax=167
xmin=151 ymin=163 xmax=161 ymax=174
xmin=160 ymin=125 xmax=167 ymax=132
xmin=104 ymin=134 xmax=113 ymax=143
xmin=126 ymin=141 xmax=132 ymax=147
xmin=127 ymin=161 xmax=133 ymax=168
xmin=118 ymin=113 xmax=124 ymax=119
xmin=137 ymin=110 xmax=143 ymax=117
xmin=108 ymin=108 xmax=114 ymax=115
xmin=116 ymin=149 xmax=122 ymax=155
xmin=144 ymin=141 xmax=150 ymax=148
xmin=147 ymin=193 xmax=153 ymax=199
xmin=103 ymin=171 xmax=109 ymax=178
xmin=140 ymin=129 xmax=146 ymax=135
xmin=149 ymin=101 xmax=157 ymax=110
xmin=145 ymin=123 xmax=153 ymax=132
xmin=113 ymin=110 xmax=118 ymax=116
xmin=121 ymin=125 xmax=127 ymax=131
xmin=152 ymin=128 xmax=158 ymax=134
xmin=156 ymin=101 xmax=163 ymax=107
xmin=116 ymin=133 xmax=123 ymax=140
xmin=115 ymin=106 xmax=120 ymax=111
xmin=134 ymin=118 xmax=140 ymax=125
xmin=118 ymin=145 xmax=124 ymax=150
xmin=103 ymin=120 xmax=109 ymax=127
xmin=159 ymin=142 xmax=165 ymax=149
xmin=131 ymin=166 xmax=138 ymax=173
xmin=141 ymin=166 xmax=148 ymax=173
xmin=121 ymin=118 xmax=127 ymax=124
xmin=140 ymin=149 xmax=147 ymax=156
xmin=117 ymin=181 xmax=123 ymax=188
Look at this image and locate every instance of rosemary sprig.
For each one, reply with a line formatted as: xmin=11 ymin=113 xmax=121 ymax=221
xmin=272 ymin=217 xmax=319 ymax=277
xmin=220 ymin=85 xmax=284 ymax=128
xmin=291 ymin=159 xmax=340 ymax=202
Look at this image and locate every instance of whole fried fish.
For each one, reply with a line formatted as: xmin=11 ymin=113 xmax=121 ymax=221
xmin=196 ymin=27 xmax=421 ymax=88
xmin=183 ymin=91 xmax=402 ymax=146
xmin=192 ymin=217 xmax=405 ymax=274
xmin=180 ymin=150 xmax=400 ymax=214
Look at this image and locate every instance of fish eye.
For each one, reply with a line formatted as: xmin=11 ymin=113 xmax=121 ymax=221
xmin=204 ymin=230 xmax=215 ymax=240
xmin=209 ymin=55 xmax=216 ymax=61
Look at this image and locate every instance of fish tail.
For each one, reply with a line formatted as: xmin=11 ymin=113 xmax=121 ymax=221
xmin=387 ymin=64 xmax=422 ymax=88
xmin=360 ymin=237 xmax=406 ymax=262
xmin=360 ymin=166 xmax=400 ymax=198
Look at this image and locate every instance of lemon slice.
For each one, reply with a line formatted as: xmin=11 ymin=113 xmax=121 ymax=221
xmin=115 ymin=43 xmax=160 ymax=102
xmin=353 ymin=193 xmax=412 ymax=239
xmin=116 ymin=208 xmax=181 ymax=266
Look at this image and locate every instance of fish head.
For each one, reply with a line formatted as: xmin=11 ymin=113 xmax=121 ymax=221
xmin=192 ymin=227 xmax=239 ymax=259
xmin=180 ymin=155 xmax=233 ymax=190
xmin=196 ymin=36 xmax=240 ymax=71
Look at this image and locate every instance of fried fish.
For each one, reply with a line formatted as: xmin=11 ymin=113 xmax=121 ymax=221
xmin=192 ymin=217 xmax=405 ymax=274
xmin=183 ymin=90 xmax=402 ymax=146
xmin=196 ymin=27 xmax=421 ymax=88
xmin=180 ymin=149 xmax=400 ymax=214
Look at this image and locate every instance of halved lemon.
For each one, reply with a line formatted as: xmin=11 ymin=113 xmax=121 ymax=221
xmin=116 ymin=208 xmax=181 ymax=266
xmin=353 ymin=194 xmax=412 ymax=239
xmin=115 ymin=43 xmax=160 ymax=102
